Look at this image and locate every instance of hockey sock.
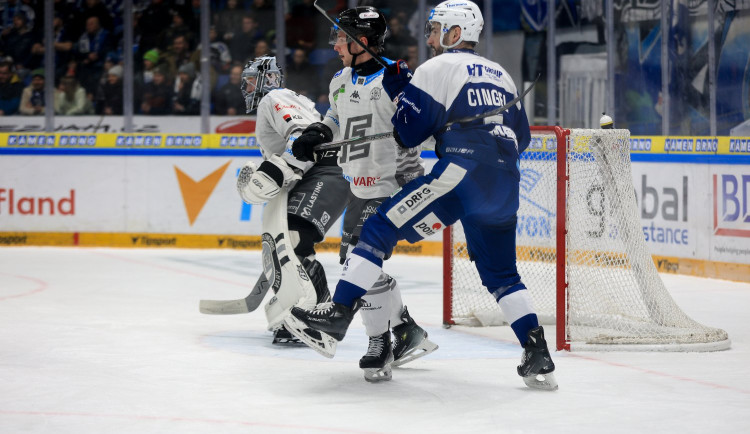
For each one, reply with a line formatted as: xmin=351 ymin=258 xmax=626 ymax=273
xmin=333 ymin=249 xmax=383 ymax=307
xmin=494 ymin=285 xmax=539 ymax=346
xmin=510 ymin=314 xmax=540 ymax=347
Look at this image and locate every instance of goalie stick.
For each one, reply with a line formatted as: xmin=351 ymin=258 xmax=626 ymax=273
xmin=313 ymin=74 xmax=540 ymax=153
xmin=199 ymin=189 xmax=318 ymax=329
xmin=198 ymin=274 xmax=269 ymax=315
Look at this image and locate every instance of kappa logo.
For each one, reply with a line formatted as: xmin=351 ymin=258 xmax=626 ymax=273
xmin=350 ymin=90 xmax=360 ymax=99
xmin=174 ymin=161 xmax=231 ymax=225
xmin=412 ymin=212 xmax=444 ymax=237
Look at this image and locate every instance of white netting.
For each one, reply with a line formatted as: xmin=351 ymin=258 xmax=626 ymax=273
xmin=447 ymin=128 xmax=730 ymax=351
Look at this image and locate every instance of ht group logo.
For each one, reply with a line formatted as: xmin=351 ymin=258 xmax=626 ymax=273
xmin=713 ymin=173 xmax=750 ymax=237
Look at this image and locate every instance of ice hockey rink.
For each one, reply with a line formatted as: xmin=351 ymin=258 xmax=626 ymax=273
xmin=1 ymin=247 xmax=748 ymax=433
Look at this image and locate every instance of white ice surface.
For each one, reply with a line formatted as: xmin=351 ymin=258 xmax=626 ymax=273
xmin=1 ymin=247 xmax=748 ymax=433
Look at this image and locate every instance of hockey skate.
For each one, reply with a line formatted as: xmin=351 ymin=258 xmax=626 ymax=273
xmin=517 ymin=326 xmax=558 ymax=391
xmin=391 ymin=306 xmax=439 ymax=367
xmin=283 ymin=300 xmax=362 ymax=358
xmin=272 ymin=325 xmax=303 ymax=345
xmin=360 ymin=331 xmax=394 ymax=382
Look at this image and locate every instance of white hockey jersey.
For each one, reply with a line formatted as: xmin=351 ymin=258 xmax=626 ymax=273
xmin=321 ymin=66 xmax=424 ymax=199
xmin=254 ymin=88 xmax=322 ymax=173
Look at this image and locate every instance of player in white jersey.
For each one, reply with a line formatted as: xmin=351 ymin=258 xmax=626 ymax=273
xmin=286 ymin=1 xmax=557 ymax=390
xmin=289 ymin=6 xmax=438 ymax=382
xmin=235 ymin=56 xmax=349 ymax=344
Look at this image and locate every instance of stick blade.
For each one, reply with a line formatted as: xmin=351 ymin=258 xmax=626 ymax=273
xmin=198 ymin=275 xmax=269 ymax=315
xmin=199 ymin=298 xmax=251 ymax=315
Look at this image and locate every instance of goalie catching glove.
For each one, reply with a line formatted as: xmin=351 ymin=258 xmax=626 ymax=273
xmin=237 ymin=154 xmax=301 ymax=204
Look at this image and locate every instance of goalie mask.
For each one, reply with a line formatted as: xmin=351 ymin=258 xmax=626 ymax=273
xmin=329 ymin=6 xmax=388 ymax=51
xmin=241 ymin=56 xmax=283 ymax=113
xmin=426 ymin=0 xmax=484 ymax=49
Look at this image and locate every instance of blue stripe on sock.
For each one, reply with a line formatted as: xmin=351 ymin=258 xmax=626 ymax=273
xmin=332 ymin=280 xmax=368 ymax=307
xmin=511 ymin=314 xmax=540 ymax=346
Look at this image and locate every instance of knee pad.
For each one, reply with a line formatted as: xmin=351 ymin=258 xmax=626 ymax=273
xmin=288 ymin=215 xmax=322 ymax=258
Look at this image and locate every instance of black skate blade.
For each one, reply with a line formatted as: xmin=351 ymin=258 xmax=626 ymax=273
xmin=392 ymin=338 xmax=439 ymax=367
xmin=272 ymin=328 xmax=305 ymax=345
xmin=283 ymin=315 xmax=337 ymax=358
xmin=522 ymin=372 xmax=558 ymax=391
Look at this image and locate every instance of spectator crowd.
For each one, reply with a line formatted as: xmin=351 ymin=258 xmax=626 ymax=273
xmin=0 ymin=0 xmax=424 ymax=117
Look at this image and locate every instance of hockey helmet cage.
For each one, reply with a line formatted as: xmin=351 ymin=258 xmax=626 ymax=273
xmin=329 ymin=6 xmax=388 ymax=51
xmin=241 ymin=56 xmax=283 ymax=113
xmin=427 ymin=1 xmax=484 ymax=49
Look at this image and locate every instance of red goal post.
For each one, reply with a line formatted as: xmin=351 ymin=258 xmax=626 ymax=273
xmin=443 ymin=126 xmax=730 ymax=352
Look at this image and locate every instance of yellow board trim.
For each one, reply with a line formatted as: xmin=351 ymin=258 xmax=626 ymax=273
xmin=1 ymin=232 xmax=747 ymax=283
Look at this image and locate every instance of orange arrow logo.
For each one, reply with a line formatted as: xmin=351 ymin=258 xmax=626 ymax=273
xmin=174 ymin=161 xmax=231 ymax=225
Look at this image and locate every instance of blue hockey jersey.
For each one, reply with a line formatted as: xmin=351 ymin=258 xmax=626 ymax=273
xmin=391 ymin=49 xmax=530 ymax=168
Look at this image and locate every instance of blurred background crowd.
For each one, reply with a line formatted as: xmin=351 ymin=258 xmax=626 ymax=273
xmin=0 ymin=0 xmax=426 ymax=118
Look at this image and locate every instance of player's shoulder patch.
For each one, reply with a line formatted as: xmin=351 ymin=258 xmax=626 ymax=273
xmin=333 ymin=68 xmax=344 ymax=79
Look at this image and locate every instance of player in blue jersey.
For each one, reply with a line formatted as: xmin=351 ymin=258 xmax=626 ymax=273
xmin=285 ymin=0 xmax=557 ymax=390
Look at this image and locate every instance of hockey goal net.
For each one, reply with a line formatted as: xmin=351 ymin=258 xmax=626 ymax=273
xmin=443 ymin=126 xmax=730 ymax=351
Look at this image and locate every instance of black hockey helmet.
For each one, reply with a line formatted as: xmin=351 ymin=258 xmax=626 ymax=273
xmin=330 ymin=6 xmax=388 ymax=51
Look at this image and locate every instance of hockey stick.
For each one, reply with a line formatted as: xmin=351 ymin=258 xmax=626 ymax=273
xmin=199 ymin=274 xmax=269 ymax=314
xmin=313 ymin=0 xmax=389 ymax=69
xmin=313 ymin=74 xmax=540 ymax=152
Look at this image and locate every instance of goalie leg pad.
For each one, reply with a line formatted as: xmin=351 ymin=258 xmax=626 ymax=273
xmin=262 ymin=191 xmax=318 ymax=330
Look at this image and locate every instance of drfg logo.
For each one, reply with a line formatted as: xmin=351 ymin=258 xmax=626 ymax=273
xmin=713 ymin=174 xmax=750 ymax=237
xmin=397 ymin=187 xmax=433 ymax=214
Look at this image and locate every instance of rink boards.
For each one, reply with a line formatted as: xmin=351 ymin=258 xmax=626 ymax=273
xmin=1 ymin=132 xmax=749 ymax=282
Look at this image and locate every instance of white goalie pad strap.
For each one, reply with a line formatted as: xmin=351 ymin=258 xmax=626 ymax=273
xmin=360 ymin=274 xmax=397 ymax=336
xmin=497 ymin=290 xmax=536 ymax=325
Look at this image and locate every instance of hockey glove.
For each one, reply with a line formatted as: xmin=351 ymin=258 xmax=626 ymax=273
xmin=382 ymin=60 xmax=413 ymax=101
xmin=237 ymin=154 xmax=301 ymax=204
xmin=392 ymin=127 xmax=409 ymax=148
xmin=292 ymin=122 xmax=333 ymax=162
